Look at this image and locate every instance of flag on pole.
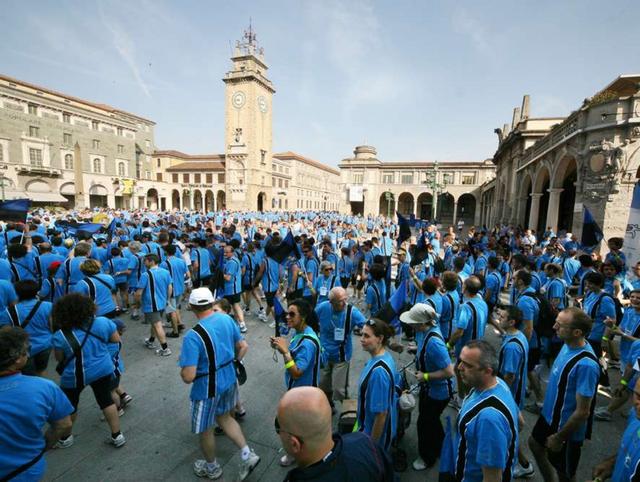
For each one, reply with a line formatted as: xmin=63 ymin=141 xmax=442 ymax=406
xmin=396 ymin=212 xmax=411 ymax=248
xmin=273 ymin=296 xmax=289 ymax=336
xmin=438 ymin=415 xmax=456 ymax=482
xmin=581 ymin=206 xmax=604 ymax=249
xmin=267 ymin=230 xmax=301 ymax=264
xmin=373 ymin=280 xmax=408 ymax=333
xmin=0 ymin=199 xmax=31 ymax=223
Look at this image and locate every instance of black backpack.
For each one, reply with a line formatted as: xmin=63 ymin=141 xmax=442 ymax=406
xmin=520 ymin=292 xmax=556 ymax=338
xmin=433 ymin=256 xmax=446 ymax=274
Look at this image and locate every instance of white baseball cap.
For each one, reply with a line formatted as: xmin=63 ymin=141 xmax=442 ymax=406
xmin=399 ymin=303 xmax=439 ymax=325
xmin=188 ymin=287 xmax=215 ymax=306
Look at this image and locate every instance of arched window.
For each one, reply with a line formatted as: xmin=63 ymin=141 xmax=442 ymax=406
xmin=118 ymin=162 xmax=125 ymax=177
xmin=64 ymin=154 xmax=73 ymax=169
xmin=93 ymin=158 xmax=101 ymax=173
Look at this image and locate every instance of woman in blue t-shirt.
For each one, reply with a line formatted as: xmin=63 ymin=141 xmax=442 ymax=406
xmin=356 ymin=318 xmax=398 ymax=453
xmin=270 ymin=298 xmax=322 ymax=467
xmin=51 ymin=293 xmax=125 ymax=449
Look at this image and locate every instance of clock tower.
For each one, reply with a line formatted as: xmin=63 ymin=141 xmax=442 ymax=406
xmin=223 ymin=25 xmax=275 ymax=211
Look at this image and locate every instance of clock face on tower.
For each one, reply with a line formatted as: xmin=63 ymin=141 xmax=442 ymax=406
xmin=232 ymin=91 xmax=246 ymax=109
xmin=257 ymin=95 xmax=268 ymax=113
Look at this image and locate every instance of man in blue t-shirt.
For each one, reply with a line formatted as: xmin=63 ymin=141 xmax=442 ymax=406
xmin=161 ymin=244 xmax=190 ymax=338
xmin=136 ymin=254 xmax=173 ymax=357
xmin=0 ymin=327 xmax=73 ymax=481
xmin=178 ymin=288 xmax=259 ymax=481
xmin=315 ymin=287 xmax=366 ymax=408
xmin=456 ymin=339 xmax=519 ymax=482
xmin=222 ymin=245 xmax=246 ymax=333
xmin=529 ymin=307 xmax=599 ymax=482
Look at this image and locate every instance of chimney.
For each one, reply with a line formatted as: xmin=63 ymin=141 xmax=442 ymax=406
xmin=503 ymin=123 xmax=510 ymax=136
xmin=521 ymin=95 xmax=530 ymax=120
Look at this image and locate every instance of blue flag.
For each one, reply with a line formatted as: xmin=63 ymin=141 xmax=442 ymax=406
xmin=72 ymin=222 xmax=104 ymax=235
xmin=273 ymin=296 xmax=289 ymax=336
xmin=0 ymin=199 xmax=31 ymax=223
xmin=581 ymin=207 xmax=604 ymax=249
xmin=396 ymin=212 xmax=411 ymax=248
xmin=439 ymin=415 xmax=456 ymax=480
xmin=268 ymin=230 xmax=301 ymax=264
xmin=373 ymin=280 xmax=407 ymax=333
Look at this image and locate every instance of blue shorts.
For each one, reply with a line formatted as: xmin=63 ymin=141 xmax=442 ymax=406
xmin=190 ymin=384 xmax=238 ymax=433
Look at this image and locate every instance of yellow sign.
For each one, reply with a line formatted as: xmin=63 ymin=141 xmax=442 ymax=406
xmin=92 ymin=213 xmax=108 ymax=223
xmin=122 ymin=179 xmax=135 ymax=195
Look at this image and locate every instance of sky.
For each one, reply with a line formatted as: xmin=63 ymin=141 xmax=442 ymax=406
xmin=3 ymin=0 xmax=640 ymax=167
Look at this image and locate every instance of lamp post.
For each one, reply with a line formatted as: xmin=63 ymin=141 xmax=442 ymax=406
xmin=424 ymin=161 xmax=448 ymax=222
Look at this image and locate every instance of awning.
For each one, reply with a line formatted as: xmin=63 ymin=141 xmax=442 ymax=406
xmin=26 ymin=192 xmax=68 ymax=203
xmin=2 ymin=190 xmax=28 ymax=200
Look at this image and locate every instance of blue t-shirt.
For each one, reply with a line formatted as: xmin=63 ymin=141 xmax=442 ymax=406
xmin=0 ymin=374 xmax=74 ymax=481
xmin=315 ymin=274 xmax=339 ymax=305
xmin=0 ymin=299 xmax=52 ymax=356
xmin=0 ymin=279 xmax=18 ymax=311
xmin=485 ymin=271 xmax=502 ymax=305
xmin=365 ymin=279 xmax=387 ymax=314
xmin=261 ymin=257 xmax=281 ymax=293
xmin=356 ymin=351 xmax=398 ymax=452
xmin=316 ymin=301 xmax=366 ymax=363
xmin=103 ymin=256 xmax=130 ymax=285
xmin=127 ymin=254 xmax=146 ymax=289
xmin=582 ymin=290 xmax=617 ymax=341
xmin=38 ymin=276 xmax=63 ymax=304
xmin=612 ymin=410 xmax=640 ymax=481
xmin=618 ymin=308 xmax=640 ymax=367
xmin=541 ymin=343 xmax=599 ymax=442
xmin=285 ymin=326 xmax=320 ymax=389
xmin=52 ymin=316 xmax=116 ymax=388
xmin=223 ymin=256 xmax=242 ymax=296
xmin=138 ymin=267 xmax=172 ymax=313
xmin=515 ymin=287 xmax=540 ymax=349
xmin=454 ymin=295 xmax=489 ymax=356
xmin=179 ymin=313 xmax=242 ymax=400
xmin=440 ymin=291 xmax=459 ymax=341
xmin=241 ymin=252 xmax=259 ymax=287
xmin=455 ymin=379 xmax=519 ymax=482
xmin=303 ymin=257 xmax=319 ymax=296
xmin=191 ymin=247 xmax=212 ymax=279
xmin=498 ymin=331 xmax=529 ymax=409
xmin=415 ymin=326 xmax=453 ymax=400
xmin=55 ymin=256 xmax=87 ymax=291
xmin=160 ymin=256 xmax=188 ymax=298
xmin=543 ymin=277 xmax=567 ymax=309
xmin=338 ymin=256 xmax=353 ymax=279
xmin=73 ymin=274 xmax=117 ymax=316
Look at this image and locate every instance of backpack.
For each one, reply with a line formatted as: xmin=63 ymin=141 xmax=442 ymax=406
xmin=590 ymin=292 xmax=624 ymax=325
xmin=433 ymin=256 xmax=446 ymax=274
xmin=520 ymin=291 xmax=556 ymax=338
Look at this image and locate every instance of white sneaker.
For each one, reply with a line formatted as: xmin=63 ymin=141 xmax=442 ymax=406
xmin=109 ymin=433 xmax=126 ymax=448
xmin=144 ymin=338 xmax=157 ymax=349
xmin=594 ymin=406 xmax=613 ymax=421
xmin=239 ymin=323 xmax=248 ymax=334
xmin=513 ymin=461 xmax=535 ymax=478
xmin=279 ymin=453 xmax=295 ymax=467
xmin=193 ymin=459 xmax=223 ymax=479
xmin=412 ymin=457 xmax=427 ymax=471
xmin=155 ymin=347 xmax=172 ymax=356
xmin=54 ymin=435 xmax=74 ymax=449
xmin=258 ymin=312 xmax=268 ymax=322
xmin=238 ymin=450 xmax=260 ymax=480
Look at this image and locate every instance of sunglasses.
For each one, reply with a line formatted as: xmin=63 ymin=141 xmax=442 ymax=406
xmin=285 ymin=311 xmax=297 ymax=317
xmin=274 ymin=416 xmax=304 ymax=444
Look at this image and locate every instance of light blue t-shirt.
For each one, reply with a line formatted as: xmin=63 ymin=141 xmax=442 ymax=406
xmin=316 ymin=301 xmax=366 ymax=362
xmin=0 ymin=299 xmax=52 ymax=356
xmin=285 ymin=326 xmax=320 ymax=389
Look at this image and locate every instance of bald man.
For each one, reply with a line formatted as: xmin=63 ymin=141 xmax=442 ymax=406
xmin=315 ymin=287 xmax=366 ymax=409
xmin=277 ymin=387 xmax=395 ymax=481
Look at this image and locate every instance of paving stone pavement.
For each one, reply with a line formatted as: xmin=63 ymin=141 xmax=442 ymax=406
xmin=42 ymin=298 xmax=626 ymax=481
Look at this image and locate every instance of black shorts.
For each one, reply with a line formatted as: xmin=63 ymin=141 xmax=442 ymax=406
xmin=116 ymin=281 xmax=128 ymax=291
xmin=193 ymin=276 xmax=211 ymax=288
xmin=224 ymin=293 xmax=241 ymax=305
xmin=62 ymin=374 xmax=115 ymax=412
xmin=23 ymin=349 xmax=50 ymax=375
xmin=242 ymin=283 xmax=253 ymax=293
xmin=350 ymin=275 xmax=357 ymax=286
xmin=356 ymin=279 xmax=365 ymax=290
xmin=264 ymin=291 xmax=277 ymax=307
xmin=528 ymin=347 xmax=541 ymax=371
xmin=531 ymin=416 xmax=583 ymax=478
xmin=109 ymin=373 xmax=121 ymax=391
xmin=340 ymin=277 xmax=350 ymax=289
xmin=587 ymin=339 xmax=603 ymax=358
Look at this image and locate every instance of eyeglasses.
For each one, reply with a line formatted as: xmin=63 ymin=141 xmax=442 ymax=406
xmin=274 ymin=416 xmax=304 ymax=444
xmin=285 ymin=311 xmax=296 ymax=317
xmin=323 ymin=268 xmax=333 ymax=272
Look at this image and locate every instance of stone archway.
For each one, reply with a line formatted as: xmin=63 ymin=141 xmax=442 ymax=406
xmin=257 ymin=192 xmax=267 ymax=212
xmin=397 ymin=192 xmax=414 ymax=216
xmin=90 ymin=184 xmax=109 ymax=208
xmin=193 ymin=190 xmax=203 ymax=211
xmin=216 ymin=190 xmax=226 ymax=211
xmin=146 ymin=188 xmax=159 ymax=210
xmin=532 ymin=166 xmax=551 ymax=234
xmin=205 ymin=190 xmax=214 ymax=211
xmin=518 ymin=174 xmax=533 ymax=229
xmin=181 ymin=189 xmax=190 ymax=210
xmin=417 ymin=192 xmax=433 ymax=220
xmin=456 ymin=194 xmax=476 ymax=226
xmin=378 ymin=192 xmax=396 ymax=217
xmin=437 ymin=193 xmax=455 ymax=226
xmin=171 ymin=190 xmax=181 ymax=210
xmin=552 ymin=155 xmax=578 ymax=234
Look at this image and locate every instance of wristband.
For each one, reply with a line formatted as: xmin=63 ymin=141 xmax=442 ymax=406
xmin=621 ymin=379 xmax=628 ymax=386
xmin=602 ymin=336 xmax=609 ymax=341
xmin=446 ymin=342 xmax=451 ymax=349
xmin=284 ymin=360 xmax=295 ymax=369
xmin=423 ymin=372 xmax=430 ymax=382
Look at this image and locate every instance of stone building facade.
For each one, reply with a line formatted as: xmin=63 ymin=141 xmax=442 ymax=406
xmin=0 ymin=74 xmax=164 ymax=209
xmin=482 ymin=75 xmax=640 ymax=241
xmin=338 ymin=145 xmax=495 ymax=224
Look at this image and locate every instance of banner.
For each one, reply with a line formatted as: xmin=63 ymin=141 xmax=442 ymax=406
xmin=625 ymin=183 xmax=640 ymax=271
xmin=348 ymin=185 xmax=363 ymax=202
xmin=122 ymin=179 xmax=135 ymax=195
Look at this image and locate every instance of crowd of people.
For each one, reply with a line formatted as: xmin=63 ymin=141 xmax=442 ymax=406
xmin=0 ymin=207 xmax=639 ymax=481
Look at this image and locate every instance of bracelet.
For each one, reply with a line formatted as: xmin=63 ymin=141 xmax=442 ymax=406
xmin=446 ymin=342 xmax=451 ymax=349
xmin=284 ymin=360 xmax=295 ymax=369
xmin=602 ymin=336 xmax=610 ymax=341
xmin=423 ymin=372 xmax=430 ymax=382
xmin=621 ymin=379 xmax=628 ymax=386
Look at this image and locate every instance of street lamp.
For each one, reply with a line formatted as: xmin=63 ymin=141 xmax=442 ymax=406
xmin=423 ymin=160 xmax=449 ymax=222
